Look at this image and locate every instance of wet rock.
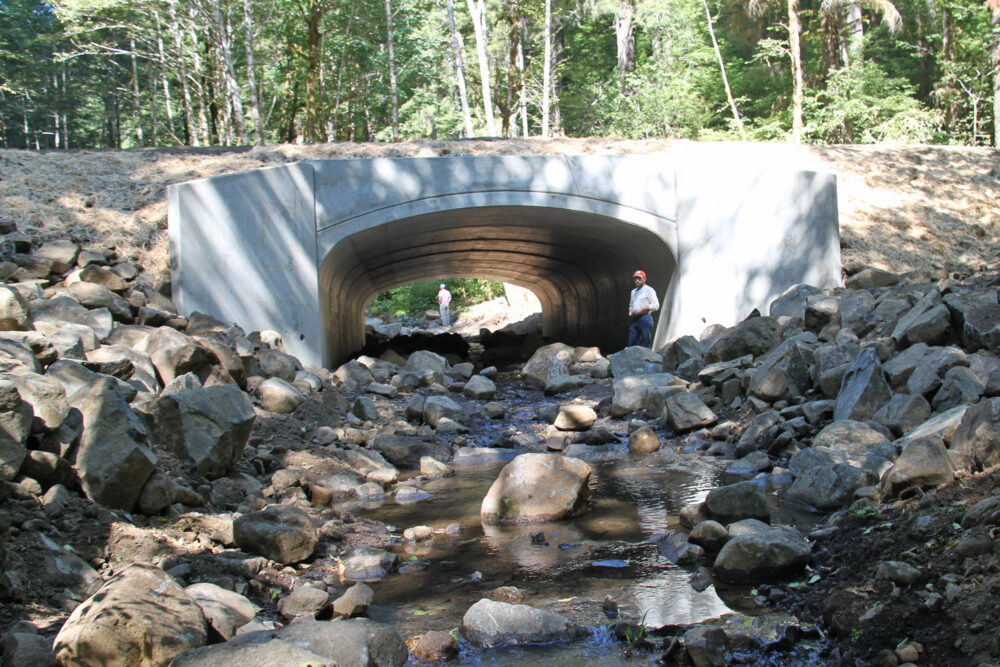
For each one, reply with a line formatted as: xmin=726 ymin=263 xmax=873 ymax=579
xmin=628 ymin=426 xmax=661 ymax=453
xmin=68 ymin=377 xmax=156 ymax=510
xmin=185 ymin=582 xmax=256 ymax=639
xmin=146 ymin=385 xmax=255 ymax=477
xmin=657 ymin=532 xmax=705 ymax=564
xmin=703 ymin=481 xmax=769 ymax=523
xmin=834 ymin=348 xmax=891 ymax=422
xmin=725 ymin=451 xmax=771 ymax=480
xmin=420 ymin=456 xmax=454 ymax=477
xmin=713 ymin=525 xmax=811 ymax=583
xmin=174 ymin=618 xmax=406 ymax=667
xmin=688 ymin=520 xmax=729 ymax=552
xmin=609 ymin=346 xmax=663 ymax=378
xmin=734 ymin=410 xmax=781 ymax=456
xmin=407 ymin=630 xmax=459 ymax=662
xmin=481 ymin=453 xmax=592 ymax=524
xmin=461 ymin=598 xmax=585 ymax=647
xmin=278 ymin=585 xmax=330 ymax=619
xmin=396 ymin=484 xmax=430 ymax=503
xmin=333 ymin=582 xmax=374 ymax=618
xmin=339 ymin=546 xmax=398 ymax=581
xmin=463 ymin=374 xmax=496 ymax=399
xmin=684 ymin=626 xmax=728 ymax=667
xmin=258 ymin=377 xmax=305 ymax=413
xmin=54 ymin=563 xmax=206 ymax=667
xmin=233 ymin=505 xmax=318 ymax=564
xmin=554 ymin=404 xmax=597 ymax=431
xmin=881 ymin=435 xmax=956 ymax=497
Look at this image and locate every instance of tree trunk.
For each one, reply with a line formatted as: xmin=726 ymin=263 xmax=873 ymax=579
xmin=446 ymin=0 xmax=474 ymax=137
xmin=844 ymin=2 xmax=863 ymax=67
xmin=188 ymin=6 xmax=211 ymax=145
xmin=518 ymin=20 xmax=528 ymax=138
xmin=992 ymin=0 xmax=1000 ymax=147
xmin=385 ymin=0 xmax=399 ymax=141
xmin=332 ymin=0 xmax=356 ymax=140
xmin=702 ymin=0 xmax=745 ymax=140
xmin=168 ymin=0 xmax=197 ymax=145
xmin=243 ymin=0 xmax=264 ymax=143
xmin=542 ymin=0 xmax=552 ymax=138
xmin=303 ymin=0 xmax=324 ymax=142
xmin=788 ymin=0 xmax=804 ymax=143
xmin=213 ymin=0 xmax=248 ymax=144
xmin=615 ymin=0 xmax=636 ymax=94
xmin=466 ymin=0 xmax=496 ymax=135
xmin=129 ymin=37 xmax=144 ymax=146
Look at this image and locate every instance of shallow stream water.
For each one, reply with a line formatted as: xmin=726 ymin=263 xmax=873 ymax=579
xmin=336 ymin=373 xmax=818 ymax=664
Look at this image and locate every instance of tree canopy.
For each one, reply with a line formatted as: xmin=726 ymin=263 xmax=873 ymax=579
xmin=1 ymin=0 xmax=997 ymax=148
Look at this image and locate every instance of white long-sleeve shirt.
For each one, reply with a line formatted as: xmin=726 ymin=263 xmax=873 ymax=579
xmin=629 ymin=284 xmax=659 ymax=315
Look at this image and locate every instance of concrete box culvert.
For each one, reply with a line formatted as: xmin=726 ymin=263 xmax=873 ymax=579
xmin=168 ymin=148 xmax=840 ymax=368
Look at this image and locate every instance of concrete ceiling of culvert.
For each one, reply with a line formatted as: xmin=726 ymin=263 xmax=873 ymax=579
xmin=325 ymin=206 xmax=676 ymax=305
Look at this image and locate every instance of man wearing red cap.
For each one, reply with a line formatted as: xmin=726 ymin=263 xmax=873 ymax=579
xmin=628 ymin=270 xmax=659 ymax=348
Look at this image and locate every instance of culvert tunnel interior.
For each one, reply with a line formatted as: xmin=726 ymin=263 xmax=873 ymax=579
xmin=319 ymin=206 xmax=677 ymax=365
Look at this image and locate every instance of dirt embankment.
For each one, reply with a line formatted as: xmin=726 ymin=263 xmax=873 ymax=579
xmin=1 ymin=140 xmax=997 ymax=285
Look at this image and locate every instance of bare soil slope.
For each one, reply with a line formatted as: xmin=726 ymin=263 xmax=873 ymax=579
xmin=1 ymin=140 xmax=997 ymax=285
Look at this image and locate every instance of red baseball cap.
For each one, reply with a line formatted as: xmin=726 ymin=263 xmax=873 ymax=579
xmin=632 ymin=270 xmax=646 ymax=280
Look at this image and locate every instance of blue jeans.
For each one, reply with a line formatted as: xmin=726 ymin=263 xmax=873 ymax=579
xmin=628 ymin=314 xmax=653 ymax=348
xmin=440 ymin=304 xmax=450 ymax=326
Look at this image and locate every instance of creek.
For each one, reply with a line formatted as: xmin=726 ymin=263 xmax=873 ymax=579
xmin=335 ymin=372 xmax=822 ymax=664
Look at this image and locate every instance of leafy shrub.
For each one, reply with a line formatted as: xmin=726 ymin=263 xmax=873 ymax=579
xmin=368 ymin=279 xmax=506 ymax=319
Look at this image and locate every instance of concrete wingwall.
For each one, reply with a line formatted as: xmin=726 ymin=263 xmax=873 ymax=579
xmin=168 ymin=149 xmax=840 ymax=369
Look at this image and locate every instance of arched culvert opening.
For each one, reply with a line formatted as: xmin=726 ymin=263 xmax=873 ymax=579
xmin=318 ymin=205 xmax=678 ymax=367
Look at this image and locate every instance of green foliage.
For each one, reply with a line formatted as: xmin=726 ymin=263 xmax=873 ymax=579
xmin=368 ymin=278 xmax=506 ymax=319
xmin=803 ymin=62 xmax=944 ymax=144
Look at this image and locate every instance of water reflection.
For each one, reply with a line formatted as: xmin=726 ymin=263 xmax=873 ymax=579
xmin=357 ymin=447 xmax=736 ymax=653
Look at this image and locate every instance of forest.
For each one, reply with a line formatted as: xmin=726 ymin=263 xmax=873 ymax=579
xmin=1 ymin=0 xmax=998 ymax=150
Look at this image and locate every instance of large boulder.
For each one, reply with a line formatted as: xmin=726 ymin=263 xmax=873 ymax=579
xmin=172 ymin=618 xmax=407 ymax=667
xmin=461 ymin=599 xmax=585 ymax=647
xmin=785 ymin=463 xmax=876 ymax=511
xmin=146 ymin=385 xmax=255 ymax=478
xmin=53 ymin=564 xmax=207 ymax=667
xmin=135 ymin=327 xmax=216 ymax=386
xmin=747 ymin=335 xmax=813 ymax=403
xmin=962 ymin=304 xmax=1000 ymax=353
xmin=403 ymin=350 xmax=449 ymax=374
xmin=521 ymin=343 xmax=575 ymax=387
xmin=6 ymin=370 xmax=69 ymax=432
xmin=0 ymin=285 xmax=31 ymax=331
xmin=612 ymin=373 xmax=681 ymax=417
xmin=481 ymin=453 xmax=592 ymax=524
xmin=463 ymin=374 xmax=497 ymax=399
xmin=703 ymin=481 xmax=769 ymax=524
xmin=834 ymin=348 xmax=891 ymax=422
xmin=949 ymin=399 xmax=1000 ymax=472
xmin=233 ymin=505 xmax=318 ymax=564
xmin=370 ymin=433 xmax=450 ymax=469
xmin=704 ymin=316 xmax=782 ymax=363
xmin=30 ymin=296 xmax=112 ymax=339
xmin=339 ymin=546 xmax=399 ymax=581
xmin=662 ymin=391 xmax=717 ymax=432
xmin=185 ymin=583 xmax=256 ymax=639
xmin=333 ymin=360 xmax=374 ymax=391
xmin=553 ymin=404 xmax=597 ymax=431
xmin=881 ymin=435 xmax=956 ymax=497
xmin=422 ymin=395 xmax=464 ymax=427
xmin=891 ymin=292 xmax=950 ymax=348
xmin=713 ymin=525 xmax=811 ymax=583
xmin=258 ymin=377 xmax=305 ymax=414
xmin=873 ymin=394 xmax=932 ymax=438
xmin=0 ymin=380 xmax=32 ymax=480
xmin=68 ymin=378 xmax=156 ymax=510
xmin=608 ymin=346 xmax=663 ymax=378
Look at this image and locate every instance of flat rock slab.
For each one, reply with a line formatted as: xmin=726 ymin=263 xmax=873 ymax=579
xmin=462 ymin=598 xmax=586 ymax=647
